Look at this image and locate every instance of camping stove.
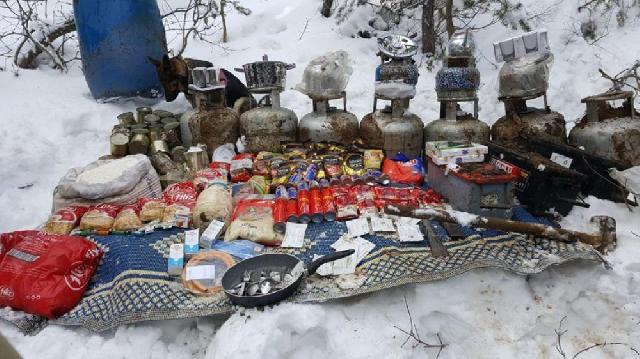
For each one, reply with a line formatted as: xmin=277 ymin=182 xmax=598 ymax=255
xmin=359 ymin=35 xmax=424 ymax=158
xmin=186 ymin=67 xmax=240 ymax=157
xmin=236 ymin=55 xmax=298 ymax=152
xmin=425 ymin=29 xmax=489 ymax=143
xmin=568 ymin=90 xmax=640 ymax=167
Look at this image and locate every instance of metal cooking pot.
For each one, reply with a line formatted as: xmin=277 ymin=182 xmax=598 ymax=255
xmin=235 ymin=55 xmax=295 ymax=93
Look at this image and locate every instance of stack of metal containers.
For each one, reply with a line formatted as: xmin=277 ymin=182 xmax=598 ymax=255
xmin=360 ymin=35 xmax=424 ymax=158
xmin=425 ymin=29 xmax=489 ymax=143
xmin=235 ymin=55 xmax=298 ymax=153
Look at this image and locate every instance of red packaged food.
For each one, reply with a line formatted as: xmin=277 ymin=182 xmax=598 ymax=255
xmin=309 ymin=185 xmax=323 ymax=223
xmin=353 ymin=184 xmax=377 ymax=215
xmin=297 ymin=183 xmax=311 ymax=224
xmin=333 ymin=185 xmax=358 ymax=220
xmin=193 ymin=168 xmax=228 ymax=191
xmin=163 ymin=181 xmax=199 ymax=204
xmin=230 ymin=153 xmax=255 ymax=183
xmin=43 ymin=205 xmax=89 ymax=235
xmin=0 ymin=230 xmax=102 ymax=318
xmin=320 ymin=187 xmax=336 ymax=222
xmin=79 ymin=203 xmax=120 ymax=231
xmin=382 ymin=157 xmax=425 ymax=185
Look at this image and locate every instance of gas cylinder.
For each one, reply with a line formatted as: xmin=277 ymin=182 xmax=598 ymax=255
xmin=236 ymin=55 xmax=298 ymax=152
xmin=299 ymin=93 xmax=359 ymax=143
xmin=491 ymin=96 xmax=566 ymax=151
xmin=425 ymin=29 xmax=489 ymax=143
xmin=568 ymin=91 xmax=640 ymax=167
xmin=491 ymin=30 xmax=565 ymax=151
xmin=360 ymin=35 xmax=423 ymax=158
xmin=187 ymin=67 xmax=240 ymax=157
xmin=425 ymin=102 xmax=490 ymax=142
xmin=360 ymin=98 xmax=424 ymax=158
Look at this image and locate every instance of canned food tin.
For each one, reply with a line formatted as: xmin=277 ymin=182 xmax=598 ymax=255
xmin=144 ymin=114 xmax=161 ymax=125
xmin=136 ymin=107 xmax=153 ymax=124
xmin=163 ymin=122 xmax=181 ymax=148
xmin=117 ymin=112 xmax=136 ymax=127
xmin=110 ymin=132 xmax=129 ymax=157
xmin=129 ymin=128 xmax=150 ymax=155
xmin=150 ymin=139 xmax=170 ymax=154
xmin=153 ymin=109 xmax=174 ymax=118
xmin=171 ymin=146 xmax=187 ymax=163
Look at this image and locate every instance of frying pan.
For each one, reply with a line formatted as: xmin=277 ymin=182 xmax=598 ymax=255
xmin=222 ymin=249 xmax=355 ymax=307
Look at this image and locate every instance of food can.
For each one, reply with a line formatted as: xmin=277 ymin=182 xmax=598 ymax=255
xmin=185 ymin=146 xmax=209 ymax=172
xmin=273 ymin=198 xmax=287 ymax=234
xmin=117 ymin=112 xmax=136 ymax=127
xmin=153 ymin=109 xmax=174 ymax=118
xmin=286 ymin=186 xmax=298 ymax=222
xmin=161 ymin=117 xmax=178 ymax=125
xmin=144 ymin=114 xmax=161 ymax=126
xmin=297 ymin=183 xmax=311 ymax=224
xmin=129 ymin=128 xmax=150 ymax=155
xmin=309 ymin=185 xmax=323 ymax=223
xmin=171 ymin=146 xmax=187 ymax=163
xmin=150 ymin=139 xmax=170 ymax=154
xmin=136 ymin=107 xmax=153 ymax=124
xmin=110 ymin=132 xmax=129 ymax=157
xmin=321 ymin=187 xmax=336 ymax=222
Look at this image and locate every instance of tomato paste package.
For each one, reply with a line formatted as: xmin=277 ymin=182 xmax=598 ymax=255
xmin=230 ymin=153 xmax=255 ymax=183
xmin=333 ymin=186 xmax=358 ymax=220
xmin=138 ymin=198 xmax=166 ymax=222
xmin=353 ymin=184 xmax=377 ymax=215
xmin=43 ymin=205 xmax=89 ymax=235
xmin=0 ymin=230 xmax=102 ymax=318
xmin=163 ymin=181 xmax=199 ymax=204
xmin=112 ymin=203 xmax=143 ymax=231
xmin=382 ymin=155 xmax=425 ymax=186
xmin=79 ymin=203 xmax=120 ymax=231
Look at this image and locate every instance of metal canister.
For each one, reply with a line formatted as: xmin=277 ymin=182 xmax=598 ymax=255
xmin=161 ymin=117 xmax=178 ymax=125
xmin=110 ymin=132 xmax=129 ymax=157
xmin=153 ymin=109 xmax=174 ymax=118
xmin=148 ymin=124 xmax=164 ymax=141
xmin=130 ymin=123 xmax=147 ymax=130
xmin=144 ymin=114 xmax=161 ymax=126
xmin=136 ymin=107 xmax=153 ymax=124
xmin=117 ymin=112 xmax=136 ymax=127
xmin=163 ymin=122 xmax=181 ymax=149
xmin=185 ymin=146 xmax=209 ymax=172
xmin=150 ymin=139 xmax=170 ymax=154
xmin=286 ymin=186 xmax=298 ymax=222
xmin=297 ymin=182 xmax=311 ymax=224
xmin=150 ymin=151 xmax=181 ymax=175
xmin=129 ymin=128 xmax=150 ymax=155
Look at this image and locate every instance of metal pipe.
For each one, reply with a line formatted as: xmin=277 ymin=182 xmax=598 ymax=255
xmin=384 ymin=204 xmax=616 ymax=253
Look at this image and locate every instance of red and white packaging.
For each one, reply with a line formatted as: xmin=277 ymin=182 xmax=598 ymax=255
xmin=163 ymin=181 xmax=199 ymax=204
xmin=230 ymin=153 xmax=255 ymax=183
xmin=43 ymin=205 xmax=89 ymax=235
xmin=0 ymin=230 xmax=102 ymax=318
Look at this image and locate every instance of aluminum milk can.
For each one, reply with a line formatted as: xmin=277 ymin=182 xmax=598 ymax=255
xmin=568 ymin=90 xmax=640 ymax=167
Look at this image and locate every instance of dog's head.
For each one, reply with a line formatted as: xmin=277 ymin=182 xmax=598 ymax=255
xmin=148 ymin=54 xmax=189 ymax=102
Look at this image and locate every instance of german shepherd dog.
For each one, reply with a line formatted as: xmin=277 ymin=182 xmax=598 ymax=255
xmin=149 ymin=55 xmax=254 ymax=113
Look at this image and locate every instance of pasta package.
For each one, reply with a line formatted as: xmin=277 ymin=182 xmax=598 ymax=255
xmin=138 ymin=198 xmax=166 ymax=222
xmin=43 ymin=205 xmax=89 ymax=235
xmin=79 ymin=203 xmax=120 ymax=231
xmin=112 ymin=203 xmax=143 ymax=231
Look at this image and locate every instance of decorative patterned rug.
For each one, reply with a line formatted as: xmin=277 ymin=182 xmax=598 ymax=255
xmin=1 ymin=207 xmax=602 ymax=334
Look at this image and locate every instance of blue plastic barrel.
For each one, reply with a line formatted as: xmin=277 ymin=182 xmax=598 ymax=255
xmin=74 ymin=0 xmax=167 ymax=99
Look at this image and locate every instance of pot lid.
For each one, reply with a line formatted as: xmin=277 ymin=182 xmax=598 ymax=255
xmin=377 ymin=35 xmax=418 ymax=59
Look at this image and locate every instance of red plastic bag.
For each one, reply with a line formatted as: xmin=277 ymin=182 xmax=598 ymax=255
xmin=382 ymin=157 xmax=424 ymax=185
xmin=0 ymin=231 xmax=102 ymax=318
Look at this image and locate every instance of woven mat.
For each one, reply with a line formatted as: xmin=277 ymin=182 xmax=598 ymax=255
xmin=1 ymin=207 xmax=602 ymax=334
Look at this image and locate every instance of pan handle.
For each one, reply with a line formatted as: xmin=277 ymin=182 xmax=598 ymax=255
xmin=307 ymin=249 xmax=355 ymax=275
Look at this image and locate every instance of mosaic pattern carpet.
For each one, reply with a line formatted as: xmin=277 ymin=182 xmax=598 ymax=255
xmin=2 ymin=207 xmax=602 ymax=334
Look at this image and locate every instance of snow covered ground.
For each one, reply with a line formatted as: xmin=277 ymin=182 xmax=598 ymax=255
xmin=1 ymin=0 xmax=639 ymax=357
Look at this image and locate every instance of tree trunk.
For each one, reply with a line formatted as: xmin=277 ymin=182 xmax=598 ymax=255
xmin=445 ymin=0 xmax=454 ymax=37
xmin=221 ymin=0 xmax=228 ymax=43
xmin=321 ymin=0 xmax=334 ymax=17
xmin=421 ymin=0 xmax=435 ymax=54
xmin=16 ymin=19 xmax=76 ymax=69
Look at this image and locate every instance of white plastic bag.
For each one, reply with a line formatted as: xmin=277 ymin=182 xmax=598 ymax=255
xmin=610 ymin=166 xmax=640 ymax=195
xmin=498 ymin=52 xmax=553 ymax=98
xmin=60 ymin=155 xmax=150 ymax=200
xmin=295 ymin=51 xmax=353 ymax=99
